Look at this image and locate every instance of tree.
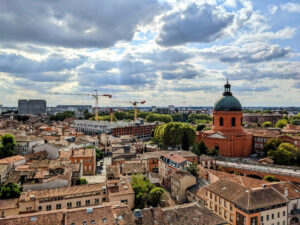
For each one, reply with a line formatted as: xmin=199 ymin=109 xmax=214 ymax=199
xmin=268 ymin=143 xmax=298 ymax=165
xmin=0 ymin=182 xmax=22 ymax=199
xmin=196 ymin=124 xmax=206 ymax=131
xmin=181 ymin=132 xmax=189 ymax=150
xmin=263 ymin=138 xmax=283 ymax=157
xmin=171 ymin=113 xmax=184 ymax=122
xmin=207 ymin=148 xmax=218 ymax=156
xmin=188 ymin=114 xmax=212 ymax=124
xmin=153 ymin=122 xmax=196 ymax=149
xmin=131 ymin=174 xmax=155 ymax=209
xmin=50 ymin=111 xmax=74 ymax=121
xmin=192 ymin=141 xmax=208 ymax=157
xmin=263 ymin=175 xmax=279 ymax=182
xmin=187 ymin=163 xmax=199 ymax=177
xmin=77 ymin=178 xmax=88 ymax=185
xmin=0 ymin=134 xmax=17 ymax=159
xmin=146 ymin=113 xmax=173 ymax=123
xmin=275 ymin=119 xmax=288 ymax=128
xmin=262 ymin=121 xmax=273 ymax=128
xmin=149 ymin=187 xmax=165 ymax=207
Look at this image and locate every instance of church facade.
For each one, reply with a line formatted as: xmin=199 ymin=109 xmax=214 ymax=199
xmin=196 ymin=81 xmax=252 ymax=157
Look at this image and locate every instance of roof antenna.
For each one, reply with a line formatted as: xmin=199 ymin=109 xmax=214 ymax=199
xmin=226 ymin=78 xmax=228 ymax=83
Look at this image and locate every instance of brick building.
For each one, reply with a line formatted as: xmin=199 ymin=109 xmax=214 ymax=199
xmin=17 ymin=179 xmax=134 ymax=215
xmin=252 ymin=131 xmax=300 ymax=155
xmin=202 ymin=179 xmax=288 ymax=225
xmin=197 ymin=81 xmax=252 ymax=157
xmin=59 ymin=148 xmax=96 ymax=175
xmin=137 ymin=150 xmax=198 ymax=173
xmin=243 ymin=113 xmax=282 ymax=125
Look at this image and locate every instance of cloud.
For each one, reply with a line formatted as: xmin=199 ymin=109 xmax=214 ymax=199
xmin=268 ymin=5 xmax=278 ymax=14
xmin=236 ymin=27 xmax=296 ymax=43
xmin=173 ymin=85 xmax=221 ymax=92
xmin=0 ymin=0 xmax=161 ymax=48
xmin=197 ymin=43 xmax=292 ymax=64
xmin=223 ymin=63 xmax=300 ymax=81
xmin=0 ymin=53 xmax=83 ymax=82
xmin=161 ymin=69 xmax=198 ymax=80
xmin=218 ymin=44 xmax=291 ymax=63
xmin=156 ymin=3 xmax=234 ymax=46
xmin=281 ymin=2 xmax=300 ymax=13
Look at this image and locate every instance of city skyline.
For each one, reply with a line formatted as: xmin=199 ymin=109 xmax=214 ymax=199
xmin=0 ymin=0 xmax=299 ymax=107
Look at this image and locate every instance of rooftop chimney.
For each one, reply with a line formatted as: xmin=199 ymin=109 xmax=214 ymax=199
xmin=284 ymin=187 xmax=289 ymax=198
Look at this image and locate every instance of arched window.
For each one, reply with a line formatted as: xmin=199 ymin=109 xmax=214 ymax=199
xmin=231 ymin=117 xmax=236 ymax=127
xmin=220 ymin=117 xmax=224 ymax=126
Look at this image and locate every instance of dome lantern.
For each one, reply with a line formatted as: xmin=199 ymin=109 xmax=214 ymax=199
xmin=213 ymin=80 xmax=242 ymax=111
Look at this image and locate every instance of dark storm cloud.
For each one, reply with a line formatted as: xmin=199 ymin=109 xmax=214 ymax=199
xmin=156 ymin=3 xmax=234 ymax=46
xmin=0 ymin=53 xmax=83 ymax=82
xmin=0 ymin=0 xmax=161 ymax=48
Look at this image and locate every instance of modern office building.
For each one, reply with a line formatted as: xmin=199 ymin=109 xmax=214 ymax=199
xmin=18 ymin=99 xmax=46 ymax=115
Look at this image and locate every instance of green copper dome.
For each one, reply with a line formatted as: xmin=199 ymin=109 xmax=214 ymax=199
xmin=213 ymin=80 xmax=242 ymax=111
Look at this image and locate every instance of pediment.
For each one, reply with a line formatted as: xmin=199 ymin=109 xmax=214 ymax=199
xmin=206 ymin=132 xmax=228 ymax=139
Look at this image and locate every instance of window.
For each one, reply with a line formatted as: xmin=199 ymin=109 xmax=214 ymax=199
xmin=250 ymin=217 xmax=258 ymax=225
xmin=76 ymin=201 xmax=81 ymax=207
xmin=103 ymin=218 xmax=107 ymax=222
xmin=86 ymin=200 xmax=90 ymax=206
xmin=95 ymin=198 xmax=99 ymax=204
xmin=46 ymin=205 xmax=51 ymax=211
xmin=231 ymin=117 xmax=236 ymax=127
xmin=103 ymin=197 xmax=107 ymax=202
xmin=283 ymin=211 xmax=285 ymax=216
xmin=91 ymin=220 xmax=95 ymax=224
xmin=220 ymin=117 xmax=224 ymax=126
xmin=267 ymin=215 xmax=269 ymax=221
xmin=241 ymin=117 xmax=243 ymax=126
xmin=83 ymin=221 xmax=87 ymax=225
xmin=278 ymin=212 xmax=280 ymax=218
xmin=67 ymin=202 xmax=72 ymax=208
xmin=272 ymin=214 xmax=274 ymax=219
xmin=89 ymin=166 xmax=92 ymax=170
xmin=56 ymin=204 xmax=61 ymax=210
xmin=261 ymin=216 xmax=263 ymax=222
xmin=38 ymin=206 xmax=42 ymax=211
xmin=121 ymin=199 xmax=128 ymax=204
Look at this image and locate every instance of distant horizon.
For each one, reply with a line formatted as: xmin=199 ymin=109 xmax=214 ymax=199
xmin=0 ymin=0 xmax=299 ymax=106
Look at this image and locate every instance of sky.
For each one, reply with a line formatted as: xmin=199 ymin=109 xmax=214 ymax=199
xmin=0 ymin=0 xmax=299 ymax=107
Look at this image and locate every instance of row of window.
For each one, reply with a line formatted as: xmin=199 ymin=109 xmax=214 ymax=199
xmin=71 ymin=218 xmax=104 ymax=225
xmin=206 ymin=191 xmax=233 ymax=211
xmin=74 ymin=159 xmax=92 ymax=163
xmin=213 ymin=117 xmax=243 ymax=127
xmin=41 ymin=198 xmax=102 ymax=211
xmin=261 ymin=211 xmax=285 ymax=222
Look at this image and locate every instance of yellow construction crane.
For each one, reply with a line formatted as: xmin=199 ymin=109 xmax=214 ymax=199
xmin=130 ymin=100 xmax=146 ymax=121
xmin=52 ymin=91 xmax=112 ymax=121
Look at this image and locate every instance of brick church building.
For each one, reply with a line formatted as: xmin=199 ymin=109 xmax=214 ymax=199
xmin=197 ymin=81 xmax=252 ymax=157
